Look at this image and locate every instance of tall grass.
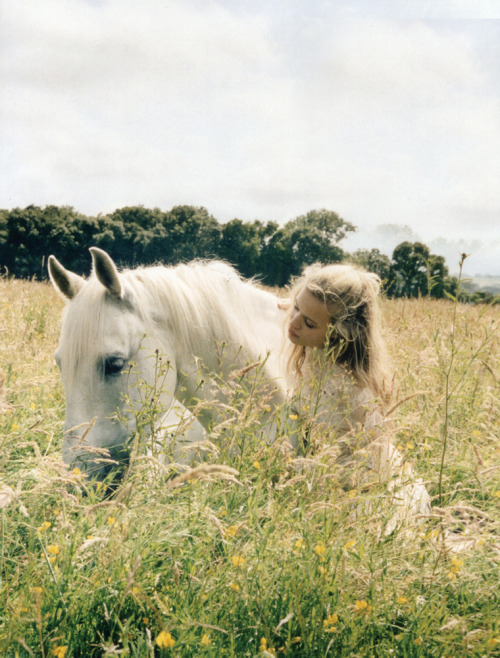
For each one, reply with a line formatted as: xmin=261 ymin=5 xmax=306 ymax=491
xmin=0 ymin=279 xmax=499 ymax=657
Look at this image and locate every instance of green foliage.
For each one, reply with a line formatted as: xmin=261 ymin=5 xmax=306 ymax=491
xmin=0 ymin=205 xmax=354 ymax=287
xmin=349 ymin=249 xmax=391 ymax=284
xmin=387 ymin=242 xmax=458 ymax=300
xmin=0 ymin=205 xmax=96 ymax=279
xmin=218 ymin=219 xmax=275 ymax=279
xmin=0 ymin=205 xmax=496 ymax=303
xmin=260 ymin=210 xmax=353 ymax=286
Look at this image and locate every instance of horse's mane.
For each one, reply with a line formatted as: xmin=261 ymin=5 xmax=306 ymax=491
xmin=58 ymin=260 xmax=282 ymax=390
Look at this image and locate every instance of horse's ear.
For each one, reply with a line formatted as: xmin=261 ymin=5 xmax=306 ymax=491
xmin=48 ymin=255 xmax=85 ymax=300
xmin=90 ymin=247 xmax=123 ymax=298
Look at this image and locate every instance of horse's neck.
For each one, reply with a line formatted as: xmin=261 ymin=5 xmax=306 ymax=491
xmin=146 ymin=267 xmax=285 ymax=383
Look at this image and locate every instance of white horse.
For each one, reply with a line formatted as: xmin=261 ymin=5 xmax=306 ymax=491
xmin=49 ymin=247 xmax=289 ymax=479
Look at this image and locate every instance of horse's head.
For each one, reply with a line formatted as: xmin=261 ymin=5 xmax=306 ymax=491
xmin=49 ymin=248 xmax=177 ymax=480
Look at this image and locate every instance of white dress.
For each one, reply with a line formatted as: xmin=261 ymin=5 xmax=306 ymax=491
xmin=293 ymin=357 xmax=431 ymax=533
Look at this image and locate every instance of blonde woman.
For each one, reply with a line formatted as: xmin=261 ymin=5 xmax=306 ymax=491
xmin=282 ymin=263 xmax=430 ymax=530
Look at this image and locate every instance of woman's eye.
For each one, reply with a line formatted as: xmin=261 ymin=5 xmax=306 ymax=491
xmin=305 ymin=320 xmax=314 ymax=329
xmin=103 ymin=357 xmax=126 ymax=377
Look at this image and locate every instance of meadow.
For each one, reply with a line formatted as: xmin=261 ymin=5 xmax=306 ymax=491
xmin=0 ymin=278 xmax=498 ymax=657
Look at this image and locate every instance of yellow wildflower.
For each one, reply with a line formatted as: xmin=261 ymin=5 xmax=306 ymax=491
xmin=414 ymin=638 xmax=422 ymax=646
xmin=260 ymin=637 xmax=275 ymax=654
xmin=348 ymin=489 xmax=357 ymax=499
xmin=318 ymin=566 xmax=327 ymax=576
xmin=313 ymin=543 xmax=325 ymax=556
xmin=225 ymin=525 xmax=238 ymax=537
xmin=354 ymin=600 xmax=372 ymax=613
xmin=253 ymin=461 xmax=261 ymax=470
xmin=106 ymin=516 xmax=116 ymax=526
xmin=397 ymin=596 xmax=408 ymax=605
xmin=294 ymin=538 xmax=304 ymax=550
xmin=30 ymin=402 xmax=36 ymax=410
xmin=323 ymin=612 xmax=338 ymax=632
xmin=11 ymin=424 xmax=20 ymax=431
xmin=201 ymin=633 xmax=211 ymax=646
xmin=232 ymin=555 xmax=245 ymax=567
xmin=487 ymin=637 xmax=500 ymax=647
xmin=155 ymin=630 xmax=175 ymax=649
xmin=30 ymin=586 xmax=43 ymax=595
xmin=229 ymin=582 xmax=240 ymax=592
xmin=289 ymin=414 xmax=298 ymax=421
xmin=344 ymin=540 xmax=356 ymax=551
xmin=447 ymin=555 xmax=464 ymax=579
xmin=38 ymin=521 xmax=51 ymax=533
xmin=406 ymin=442 xmax=414 ymax=450
xmin=47 ymin=545 xmax=59 ymax=555
xmin=51 ymin=647 xmax=68 ymax=658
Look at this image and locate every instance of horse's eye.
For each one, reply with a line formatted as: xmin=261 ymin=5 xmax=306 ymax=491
xmin=103 ymin=357 xmax=126 ymax=378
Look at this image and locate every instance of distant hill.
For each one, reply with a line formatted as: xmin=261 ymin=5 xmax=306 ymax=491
xmin=464 ymin=275 xmax=500 ymax=295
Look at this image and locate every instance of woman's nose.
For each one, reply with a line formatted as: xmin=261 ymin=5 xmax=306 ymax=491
xmin=290 ymin=311 xmax=301 ymax=329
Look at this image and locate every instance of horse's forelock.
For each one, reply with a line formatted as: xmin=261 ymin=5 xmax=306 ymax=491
xmin=58 ymin=278 xmax=108 ymax=389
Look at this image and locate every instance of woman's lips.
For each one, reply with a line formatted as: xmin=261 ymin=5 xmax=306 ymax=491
xmin=288 ymin=327 xmax=298 ymax=339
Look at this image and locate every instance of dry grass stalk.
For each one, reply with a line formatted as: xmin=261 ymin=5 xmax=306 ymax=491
xmin=165 ymin=463 xmax=241 ymax=488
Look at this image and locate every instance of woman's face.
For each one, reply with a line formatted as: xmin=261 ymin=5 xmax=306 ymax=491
xmin=288 ymin=287 xmax=331 ymax=349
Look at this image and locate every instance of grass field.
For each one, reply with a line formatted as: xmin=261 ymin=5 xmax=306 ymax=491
xmin=0 ymin=279 xmax=499 ymax=657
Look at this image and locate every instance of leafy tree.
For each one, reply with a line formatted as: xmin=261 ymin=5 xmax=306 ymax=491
xmin=156 ymin=205 xmax=221 ymax=264
xmin=217 ymin=219 xmax=272 ymax=278
xmin=349 ymin=248 xmax=391 ymax=283
xmin=389 ymin=242 xmax=430 ymax=297
xmin=0 ymin=209 xmax=8 ymax=274
xmin=1 ymin=205 xmax=96 ymax=279
xmin=92 ymin=205 xmax=222 ymax=267
xmin=388 ymin=241 xmax=453 ymax=299
xmin=93 ymin=206 xmax=164 ymax=265
xmin=427 ymin=254 xmax=448 ymax=298
xmin=260 ymin=209 xmax=353 ymax=286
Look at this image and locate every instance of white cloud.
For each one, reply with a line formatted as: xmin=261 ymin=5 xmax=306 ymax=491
xmin=0 ymin=0 xmax=499 ymax=272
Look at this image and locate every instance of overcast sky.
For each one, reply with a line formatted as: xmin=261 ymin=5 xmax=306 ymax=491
xmin=1 ymin=0 xmax=499 ymax=274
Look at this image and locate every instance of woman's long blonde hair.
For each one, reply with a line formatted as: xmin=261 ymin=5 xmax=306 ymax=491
xmin=285 ymin=263 xmax=392 ymax=405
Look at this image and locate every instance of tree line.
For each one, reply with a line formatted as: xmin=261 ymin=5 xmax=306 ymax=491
xmin=0 ymin=204 xmax=494 ymax=303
